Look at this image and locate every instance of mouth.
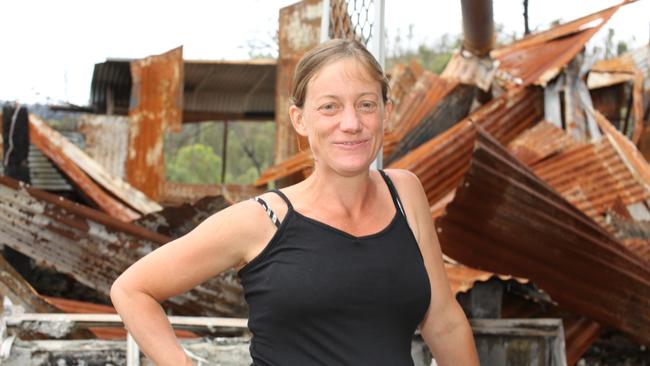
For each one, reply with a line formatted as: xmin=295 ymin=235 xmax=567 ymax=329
xmin=333 ymin=139 xmax=370 ymax=148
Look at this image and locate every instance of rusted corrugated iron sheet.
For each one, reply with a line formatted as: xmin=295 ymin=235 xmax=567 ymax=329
xmin=30 ymin=115 xmax=162 ymax=217
xmin=275 ymin=0 xmax=322 ymax=166
xmin=127 ymin=46 xmax=183 ymax=201
xmin=28 ymin=115 xmax=140 ymax=222
xmin=436 ymin=128 xmax=650 ymax=345
xmin=255 ymin=149 xmax=314 ymax=187
xmin=605 ymin=212 xmax=650 ymax=264
xmin=384 ymin=62 xmax=422 ymax=133
xmin=389 ymin=86 xmax=544 ymax=205
xmin=0 ymin=176 xmax=247 ymax=318
xmin=507 ymin=120 xmax=578 ymax=165
xmin=77 ymin=114 xmax=129 ymax=180
xmin=385 ymin=78 xmax=474 ymax=165
xmin=491 ymin=3 xmax=622 ymax=89
xmin=444 ymin=263 xmax=528 ymax=296
xmin=0 ymin=255 xmax=61 ymax=314
xmin=162 ymin=181 xmax=264 ymax=206
xmin=531 ymin=138 xmax=650 ymax=220
xmin=136 ymin=195 xmax=230 ymax=239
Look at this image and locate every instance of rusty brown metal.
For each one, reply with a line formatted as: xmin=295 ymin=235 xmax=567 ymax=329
xmin=275 ymin=0 xmax=322 ymax=168
xmin=460 ymin=0 xmax=494 ymax=57
xmin=77 ymin=114 xmax=130 ymax=180
xmin=127 ymin=46 xmax=183 ymax=201
xmin=531 ymin=138 xmax=650 ymax=221
xmin=162 ymin=181 xmax=264 ymax=206
xmin=444 ymin=263 xmax=527 ymax=296
xmin=0 ymin=255 xmax=61 ymax=314
xmin=436 ymin=127 xmax=650 ymax=345
xmin=0 ymin=176 xmax=247 ymax=318
xmin=389 ymin=86 xmax=544 ymax=205
xmin=28 ymin=115 xmax=140 ymax=222
xmin=255 ymin=149 xmax=314 ymax=187
xmin=507 ymin=120 xmax=579 ymax=166
xmin=491 ymin=3 xmax=622 ymax=89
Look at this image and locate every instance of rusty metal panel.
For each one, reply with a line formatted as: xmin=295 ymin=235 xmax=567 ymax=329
xmin=385 ymin=83 xmax=475 ymax=165
xmin=256 ymin=149 xmax=314 ymax=187
xmin=507 ymin=121 xmax=578 ymax=166
xmin=436 ymin=128 xmax=650 ymax=345
xmin=77 ymin=114 xmax=129 ymax=180
xmin=491 ymin=4 xmax=622 ymax=89
xmin=127 ymin=46 xmax=183 ymax=201
xmin=30 ymin=115 xmax=162 ymax=217
xmin=0 ymin=176 xmax=247 ymax=318
xmin=389 ymin=86 xmax=544 ymax=205
xmin=28 ymin=115 xmax=140 ymax=222
xmin=0 ymin=255 xmax=61 ymax=314
xmin=384 ymin=72 xmax=460 ymax=159
xmin=531 ymin=137 xmax=650 ymax=221
xmin=162 ymin=181 xmax=264 ymax=206
xmin=275 ymin=0 xmax=322 ymax=165
xmin=444 ymin=263 xmax=527 ymax=296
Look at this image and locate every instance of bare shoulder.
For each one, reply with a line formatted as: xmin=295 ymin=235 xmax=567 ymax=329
xmin=381 ymin=168 xmax=430 ymax=243
xmin=381 ymin=168 xmax=427 ymax=209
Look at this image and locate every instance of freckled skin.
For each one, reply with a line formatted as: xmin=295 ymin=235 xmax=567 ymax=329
xmin=289 ymin=58 xmax=391 ymax=177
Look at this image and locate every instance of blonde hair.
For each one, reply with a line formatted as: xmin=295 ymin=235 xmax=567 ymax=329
xmin=290 ymin=39 xmax=389 ymax=108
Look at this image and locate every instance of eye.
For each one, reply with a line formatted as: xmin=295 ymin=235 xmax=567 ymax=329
xmin=357 ymin=100 xmax=377 ymax=113
xmin=318 ymin=102 xmax=340 ymax=115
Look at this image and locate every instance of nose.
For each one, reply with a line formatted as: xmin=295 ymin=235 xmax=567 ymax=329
xmin=339 ymin=105 xmax=362 ymax=133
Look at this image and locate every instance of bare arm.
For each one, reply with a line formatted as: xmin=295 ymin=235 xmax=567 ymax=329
xmin=386 ymin=169 xmax=479 ymax=366
xmin=110 ymin=199 xmax=273 ymax=365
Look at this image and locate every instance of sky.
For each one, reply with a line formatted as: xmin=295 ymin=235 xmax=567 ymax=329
xmin=0 ymin=0 xmax=648 ymax=106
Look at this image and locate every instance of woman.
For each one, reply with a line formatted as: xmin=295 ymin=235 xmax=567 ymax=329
xmin=111 ymin=39 xmax=479 ymax=366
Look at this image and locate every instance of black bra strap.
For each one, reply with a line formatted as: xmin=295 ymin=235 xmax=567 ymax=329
xmin=270 ymin=189 xmax=294 ymax=211
xmin=378 ymin=170 xmax=406 ymax=217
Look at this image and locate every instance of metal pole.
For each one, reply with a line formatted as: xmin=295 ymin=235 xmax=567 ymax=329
xmin=369 ymin=0 xmax=385 ymax=170
xmin=320 ymin=0 xmax=331 ymax=43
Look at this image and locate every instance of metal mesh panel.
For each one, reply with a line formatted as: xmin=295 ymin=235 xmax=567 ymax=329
xmin=329 ymin=0 xmax=375 ymax=45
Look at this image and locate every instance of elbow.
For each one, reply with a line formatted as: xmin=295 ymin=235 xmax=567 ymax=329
xmin=110 ymin=276 xmax=125 ymax=310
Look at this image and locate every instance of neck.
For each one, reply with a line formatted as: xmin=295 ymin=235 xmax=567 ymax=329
xmin=299 ymin=166 xmax=375 ymax=216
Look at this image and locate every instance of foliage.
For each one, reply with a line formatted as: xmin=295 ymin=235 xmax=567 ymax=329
xmin=166 ymin=143 xmax=222 ymax=184
xmin=164 ymin=121 xmax=275 ymax=185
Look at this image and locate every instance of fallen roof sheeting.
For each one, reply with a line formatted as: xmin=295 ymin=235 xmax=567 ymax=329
xmin=436 ymin=127 xmax=650 ymax=345
xmin=0 ymin=176 xmax=247 ymax=318
xmin=491 ymin=2 xmax=625 ymax=89
xmin=507 ymin=121 xmax=579 ymax=166
xmin=28 ymin=116 xmax=140 ymax=222
xmin=389 ymin=86 xmax=544 ymax=205
xmin=30 ymin=114 xmax=162 ymax=216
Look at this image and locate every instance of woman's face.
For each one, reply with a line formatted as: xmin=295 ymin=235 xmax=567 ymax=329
xmin=290 ymin=57 xmax=392 ymax=177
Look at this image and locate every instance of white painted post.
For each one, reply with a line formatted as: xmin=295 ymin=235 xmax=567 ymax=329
xmin=320 ymin=0 xmax=331 ymax=43
xmin=126 ymin=332 xmax=140 ymax=366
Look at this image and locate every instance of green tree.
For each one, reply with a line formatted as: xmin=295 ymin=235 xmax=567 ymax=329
xmin=166 ymin=143 xmax=222 ymax=184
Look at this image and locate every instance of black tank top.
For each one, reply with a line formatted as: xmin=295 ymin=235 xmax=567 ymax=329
xmin=238 ymin=170 xmax=431 ymax=366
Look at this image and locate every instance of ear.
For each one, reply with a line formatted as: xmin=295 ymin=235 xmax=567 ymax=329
xmin=289 ymin=105 xmax=308 ymax=137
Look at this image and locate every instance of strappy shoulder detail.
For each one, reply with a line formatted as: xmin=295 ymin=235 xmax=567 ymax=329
xmin=378 ymin=170 xmax=405 ymax=217
xmin=252 ymin=189 xmax=293 ymax=228
xmin=252 ymin=197 xmax=281 ymax=228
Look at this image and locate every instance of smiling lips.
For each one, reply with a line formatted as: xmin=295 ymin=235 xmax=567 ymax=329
xmin=333 ymin=139 xmax=369 ymax=149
